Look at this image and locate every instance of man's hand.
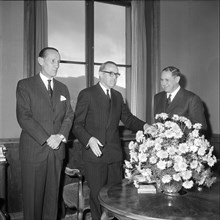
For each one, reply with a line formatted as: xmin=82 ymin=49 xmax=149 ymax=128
xmin=46 ymin=134 xmax=64 ymax=150
xmin=88 ymin=137 xmax=103 ymax=157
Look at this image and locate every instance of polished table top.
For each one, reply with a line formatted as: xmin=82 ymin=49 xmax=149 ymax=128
xmin=99 ymin=179 xmax=220 ymax=220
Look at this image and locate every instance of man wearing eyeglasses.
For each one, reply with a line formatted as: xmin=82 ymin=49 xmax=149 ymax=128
xmin=73 ymin=61 xmax=149 ymax=220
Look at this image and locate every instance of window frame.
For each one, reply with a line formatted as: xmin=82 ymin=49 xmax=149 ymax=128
xmin=58 ymin=0 xmax=131 ymax=94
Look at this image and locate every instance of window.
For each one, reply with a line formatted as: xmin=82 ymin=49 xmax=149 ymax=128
xmin=47 ymin=0 xmax=131 ymax=109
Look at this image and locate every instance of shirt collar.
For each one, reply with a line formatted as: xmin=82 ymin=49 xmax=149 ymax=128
xmin=167 ymin=86 xmax=180 ymax=100
xmin=40 ymin=72 xmax=54 ymax=89
xmin=99 ymin=82 xmax=111 ymax=95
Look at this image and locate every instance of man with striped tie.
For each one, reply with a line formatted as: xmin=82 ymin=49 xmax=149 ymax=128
xmin=16 ymin=47 xmax=74 ymax=220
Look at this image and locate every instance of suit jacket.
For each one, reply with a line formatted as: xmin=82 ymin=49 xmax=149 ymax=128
xmin=16 ymin=74 xmax=74 ymax=163
xmin=73 ymin=83 xmax=145 ymax=163
xmin=154 ymin=88 xmax=207 ymax=130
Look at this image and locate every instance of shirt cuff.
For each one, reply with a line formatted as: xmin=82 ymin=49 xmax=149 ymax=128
xmin=58 ymin=134 xmax=66 ymax=143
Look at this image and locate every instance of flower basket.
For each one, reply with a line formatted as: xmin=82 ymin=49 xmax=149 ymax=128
xmin=124 ymin=113 xmax=217 ymax=195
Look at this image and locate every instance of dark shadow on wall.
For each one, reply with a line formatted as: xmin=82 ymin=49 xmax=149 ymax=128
xmin=179 ymin=73 xmax=187 ymax=88
xmin=203 ymin=102 xmax=212 ymax=139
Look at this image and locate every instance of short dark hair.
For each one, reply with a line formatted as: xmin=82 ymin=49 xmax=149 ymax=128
xmin=38 ymin=47 xmax=59 ymax=58
xmin=162 ymin=66 xmax=181 ymax=77
xmin=99 ymin=61 xmax=118 ymax=72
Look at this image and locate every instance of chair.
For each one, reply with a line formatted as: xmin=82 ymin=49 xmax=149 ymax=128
xmin=62 ymin=167 xmax=90 ymax=220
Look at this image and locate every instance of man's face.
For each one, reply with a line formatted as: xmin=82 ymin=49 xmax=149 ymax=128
xmin=99 ymin=63 xmax=119 ymax=89
xmin=38 ymin=49 xmax=60 ymax=78
xmin=161 ymin=70 xmax=180 ymax=93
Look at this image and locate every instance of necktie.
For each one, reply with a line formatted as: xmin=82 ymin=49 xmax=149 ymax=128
xmin=167 ymin=94 xmax=172 ymax=106
xmin=106 ymin=89 xmax=111 ymax=101
xmin=48 ymin=80 xmax=53 ymax=98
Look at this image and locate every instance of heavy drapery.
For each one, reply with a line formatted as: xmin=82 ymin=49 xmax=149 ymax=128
xmin=130 ymin=0 xmax=160 ymax=123
xmin=24 ymin=0 xmax=48 ymax=77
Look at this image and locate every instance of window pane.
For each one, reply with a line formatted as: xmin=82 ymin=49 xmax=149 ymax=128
xmin=47 ymin=1 xmax=86 ymax=110
xmin=56 ymin=63 xmax=86 ymax=108
xmin=94 ymin=2 xmax=126 ymax=64
xmin=47 ymin=1 xmax=85 ymax=62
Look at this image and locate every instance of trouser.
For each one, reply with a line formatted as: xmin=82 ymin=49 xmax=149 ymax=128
xmin=21 ymin=152 xmax=63 ymax=220
xmin=84 ymin=161 xmax=122 ymax=220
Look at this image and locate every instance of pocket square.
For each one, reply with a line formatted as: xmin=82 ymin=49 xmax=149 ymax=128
xmin=60 ymin=95 xmax=66 ymax=101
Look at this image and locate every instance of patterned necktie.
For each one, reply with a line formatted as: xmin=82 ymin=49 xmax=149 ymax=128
xmin=167 ymin=94 xmax=172 ymax=106
xmin=48 ymin=80 xmax=53 ymax=98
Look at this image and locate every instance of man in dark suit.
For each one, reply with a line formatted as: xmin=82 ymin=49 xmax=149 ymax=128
xmin=73 ymin=61 xmax=148 ymax=220
xmin=154 ymin=66 xmax=207 ymax=131
xmin=16 ymin=47 xmax=74 ymax=220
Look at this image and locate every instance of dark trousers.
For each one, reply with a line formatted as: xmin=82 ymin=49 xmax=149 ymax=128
xmin=84 ymin=161 xmax=122 ymax=220
xmin=21 ymin=151 xmax=63 ymax=220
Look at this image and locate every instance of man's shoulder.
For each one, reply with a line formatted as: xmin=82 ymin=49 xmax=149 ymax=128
xmin=179 ymin=88 xmax=198 ymax=98
xmin=155 ymin=91 xmax=166 ymax=98
xmin=77 ymin=84 xmax=98 ymax=98
xmin=112 ymin=88 xmax=122 ymax=95
xmin=17 ymin=74 xmax=39 ymax=86
xmin=54 ymin=78 xmax=68 ymax=88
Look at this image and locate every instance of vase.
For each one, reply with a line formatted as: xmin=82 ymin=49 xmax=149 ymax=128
xmin=160 ymin=179 xmax=182 ymax=196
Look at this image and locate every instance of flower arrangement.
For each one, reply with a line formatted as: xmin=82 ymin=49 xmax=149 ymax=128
xmin=124 ymin=113 xmax=217 ymax=191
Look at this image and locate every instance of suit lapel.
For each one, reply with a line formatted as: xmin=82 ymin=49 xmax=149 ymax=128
xmin=167 ymin=88 xmax=183 ymax=111
xmin=96 ymin=83 xmax=113 ymax=128
xmin=106 ymin=90 xmax=115 ymax=128
xmin=36 ymin=74 xmax=52 ymax=102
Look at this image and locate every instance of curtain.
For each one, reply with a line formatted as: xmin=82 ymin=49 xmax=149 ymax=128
xmin=131 ymin=0 xmax=147 ymax=121
xmin=24 ymin=0 xmax=48 ymax=78
xmin=130 ymin=0 xmax=160 ymax=124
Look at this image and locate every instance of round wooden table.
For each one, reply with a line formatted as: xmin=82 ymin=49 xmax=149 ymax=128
xmin=99 ymin=179 xmax=220 ymax=220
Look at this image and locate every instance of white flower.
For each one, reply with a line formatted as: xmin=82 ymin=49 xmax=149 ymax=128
xmin=139 ymin=143 xmax=147 ymax=152
xmin=194 ymin=138 xmax=203 ymax=146
xmin=157 ymin=160 xmax=166 ymax=170
xmin=138 ymin=152 xmax=147 ymax=162
xmin=182 ymin=180 xmax=194 ymax=189
xmin=167 ymin=146 xmax=176 ymax=155
xmin=136 ymin=130 xmax=144 ymax=142
xmin=128 ymin=141 xmax=136 ymax=150
xmin=141 ymin=168 xmax=152 ymax=179
xmin=156 ymin=150 xmax=168 ymax=159
xmin=124 ymin=169 xmax=132 ymax=178
xmin=161 ymin=175 xmax=172 ymax=183
xmin=124 ymin=160 xmax=132 ymax=169
xmin=166 ymin=160 xmax=173 ymax=168
xmin=174 ymin=155 xmax=183 ymax=162
xmin=181 ymin=170 xmax=192 ymax=180
xmin=164 ymin=129 xmax=175 ymax=138
xmin=193 ymin=123 xmax=202 ymax=130
xmin=149 ymin=156 xmax=157 ymax=164
xmin=173 ymin=173 xmax=181 ymax=181
xmin=173 ymin=163 xmax=181 ymax=172
xmin=189 ymin=143 xmax=198 ymax=153
xmin=178 ymin=143 xmax=189 ymax=154
xmin=191 ymin=129 xmax=199 ymax=138
xmin=198 ymin=147 xmax=206 ymax=156
xmin=177 ymin=161 xmax=188 ymax=172
xmin=207 ymin=156 xmax=217 ymax=167
xmin=190 ymin=160 xmax=198 ymax=169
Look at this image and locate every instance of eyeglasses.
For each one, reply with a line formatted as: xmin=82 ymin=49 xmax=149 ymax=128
xmin=102 ymin=70 xmax=120 ymax=78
